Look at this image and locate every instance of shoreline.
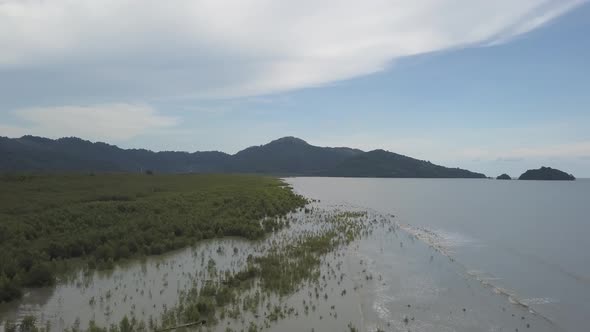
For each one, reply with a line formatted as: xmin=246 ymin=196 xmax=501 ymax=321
xmin=1 ymin=206 xmax=375 ymax=331
xmin=1 ymin=199 xmax=567 ymax=332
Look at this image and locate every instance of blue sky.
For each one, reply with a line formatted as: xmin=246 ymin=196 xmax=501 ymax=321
xmin=1 ymin=1 xmax=589 ymax=177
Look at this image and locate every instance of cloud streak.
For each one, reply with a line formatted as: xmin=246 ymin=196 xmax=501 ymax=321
xmin=0 ymin=0 xmax=585 ymax=104
xmin=451 ymin=142 xmax=590 ymax=163
xmin=311 ymin=132 xmax=590 ymax=163
xmin=0 ymin=104 xmax=178 ymax=141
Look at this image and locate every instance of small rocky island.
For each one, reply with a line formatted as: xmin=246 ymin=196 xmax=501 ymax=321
xmin=518 ymin=167 xmax=575 ymax=181
xmin=496 ymin=173 xmax=511 ymax=180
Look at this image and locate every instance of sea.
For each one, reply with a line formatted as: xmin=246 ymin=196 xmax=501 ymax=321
xmin=287 ymin=177 xmax=590 ymax=332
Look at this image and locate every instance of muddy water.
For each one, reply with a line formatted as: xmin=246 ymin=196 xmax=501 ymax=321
xmin=0 ymin=237 xmax=256 ymax=330
xmin=0 ymin=208 xmax=366 ymax=331
xmin=353 ymin=220 xmax=556 ymax=332
xmin=0 ymin=179 xmax=569 ymax=332
xmin=288 ymin=177 xmax=589 ymax=331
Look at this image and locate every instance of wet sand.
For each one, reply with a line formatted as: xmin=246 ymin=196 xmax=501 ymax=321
xmin=351 ymin=215 xmax=558 ymax=332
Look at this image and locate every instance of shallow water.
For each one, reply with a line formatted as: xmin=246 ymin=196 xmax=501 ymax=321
xmin=287 ymin=177 xmax=590 ymax=332
xmin=0 ymin=237 xmax=257 ymax=330
xmin=0 ymin=208 xmax=370 ymax=331
xmin=2 ymin=178 xmax=588 ymax=331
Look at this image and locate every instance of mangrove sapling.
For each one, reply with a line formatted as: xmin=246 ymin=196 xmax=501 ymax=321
xmin=36 ymin=207 xmax=384 ymax=331
xmin=0 ymin=174 xmax=308 ymax=303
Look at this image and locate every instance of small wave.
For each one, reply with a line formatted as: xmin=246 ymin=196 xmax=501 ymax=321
xmin=398 ymin=224 xmax=477 ymax=257
xmin=394 ymin=222 xmax=560 ymax=329
xmin=507 ymin=295 xmax=528 ymax=308
xmin=372 ymin=282 xmax=396 ymax=322
xmin=467 ymin=270 xmax=503 ymax=284
xmin=487 ymin=286 xmax=560 ymax=327
xmin=338 ymin=207 xmax=562 ymax=331
xmin=521 ymin=297 xmax=558 ymax=305
xmin=372 ymin=297 xmax=391 ymax=321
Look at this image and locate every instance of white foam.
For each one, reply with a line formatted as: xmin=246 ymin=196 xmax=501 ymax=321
xmin=398 ymin=224 xmax=477 ymax=257
xmin=372 ymin=297 xmax=391 ymax=321
xmin=522 ymin=297 xmax=558 ymax=305
xmin=395 ymin=223 xmax=560 ymax=325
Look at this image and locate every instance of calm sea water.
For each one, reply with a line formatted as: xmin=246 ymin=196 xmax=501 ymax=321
xmin=287 ymin=177 xmax=590 ymax=332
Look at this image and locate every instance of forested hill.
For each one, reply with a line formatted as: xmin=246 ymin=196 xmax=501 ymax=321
xmin=0 ymin=135 xmax=486 ymax=178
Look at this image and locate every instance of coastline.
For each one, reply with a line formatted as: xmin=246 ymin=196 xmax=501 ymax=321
xmin=0 ymin=187 xmax=574 ymax=332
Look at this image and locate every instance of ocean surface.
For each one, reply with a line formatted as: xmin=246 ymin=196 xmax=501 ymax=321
xmin=287 ymin=177 xmax=590 ymax=332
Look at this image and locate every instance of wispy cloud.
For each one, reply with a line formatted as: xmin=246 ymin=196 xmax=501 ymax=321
xmin=0 ymin=103 xmax=178 ymax=141
xmin=495 ymin=157 xmax=525 ymax=162
xmin=0 ymin=0 xmax=584 ymax=105
xmin=455 ymin=142 xmax=590 ymax=160
xmin=500 ymin=141 xmax=590 ymax=160
xmin=311 ymin=130 xmax=590 ymax=164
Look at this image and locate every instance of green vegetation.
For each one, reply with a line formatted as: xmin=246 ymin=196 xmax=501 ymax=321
xmin=4 ymin=204 xmax=385 ymax=331
xmin=255 ymin=212 xmax=364 ymax=296
xmin=1 ymin=135 xmax=487 ymax=178
xmin=518 ymin=166 xmax=575 ymax=180
xmin=0 ymin=173 xmax=307 ymax=302
xmin=3 ymin=314 xmax=144 ymax=332
xmin=153 ymin=210 xmax=368 ymax=332
xmin=322 ymin=149 xmax=486 ymax=178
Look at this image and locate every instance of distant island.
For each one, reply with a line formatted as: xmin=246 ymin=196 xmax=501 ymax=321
xmin=496 ymin=174 xmax=511 ymax=180
xmin=518 ymin=167 xmax=575 ymax=181
xmin=0 ymin=135 xmax=487 ymax=178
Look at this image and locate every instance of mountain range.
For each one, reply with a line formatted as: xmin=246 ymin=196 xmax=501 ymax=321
xmin=0 ymin=135 xmax=486 ymax=178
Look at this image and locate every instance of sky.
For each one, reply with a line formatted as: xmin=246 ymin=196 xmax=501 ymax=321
xmin=1 ymin=0 xmax=589 ymax=177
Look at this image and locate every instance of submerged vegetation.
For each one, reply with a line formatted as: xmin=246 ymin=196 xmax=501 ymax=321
xmin=2 ymin=198 xmax=388 ymax=331
xmin=2 ymin=180 xmax=540 ymax=332
xmin=1 ymin=174 xmax=406 ymax=331
xmin=0 ymin=174 xmax=307 ymax=303
xmin=151 ymin=210 xmax=372 ymax=332
xmin=40 ymin=208 xmax=379 ymax=332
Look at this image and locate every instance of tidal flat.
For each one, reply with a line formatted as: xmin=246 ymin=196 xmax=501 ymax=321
xmin=1 ymin=206 xmax=370 ymax=331
xmin=1 ymin=200 xmax=557 ymax=332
